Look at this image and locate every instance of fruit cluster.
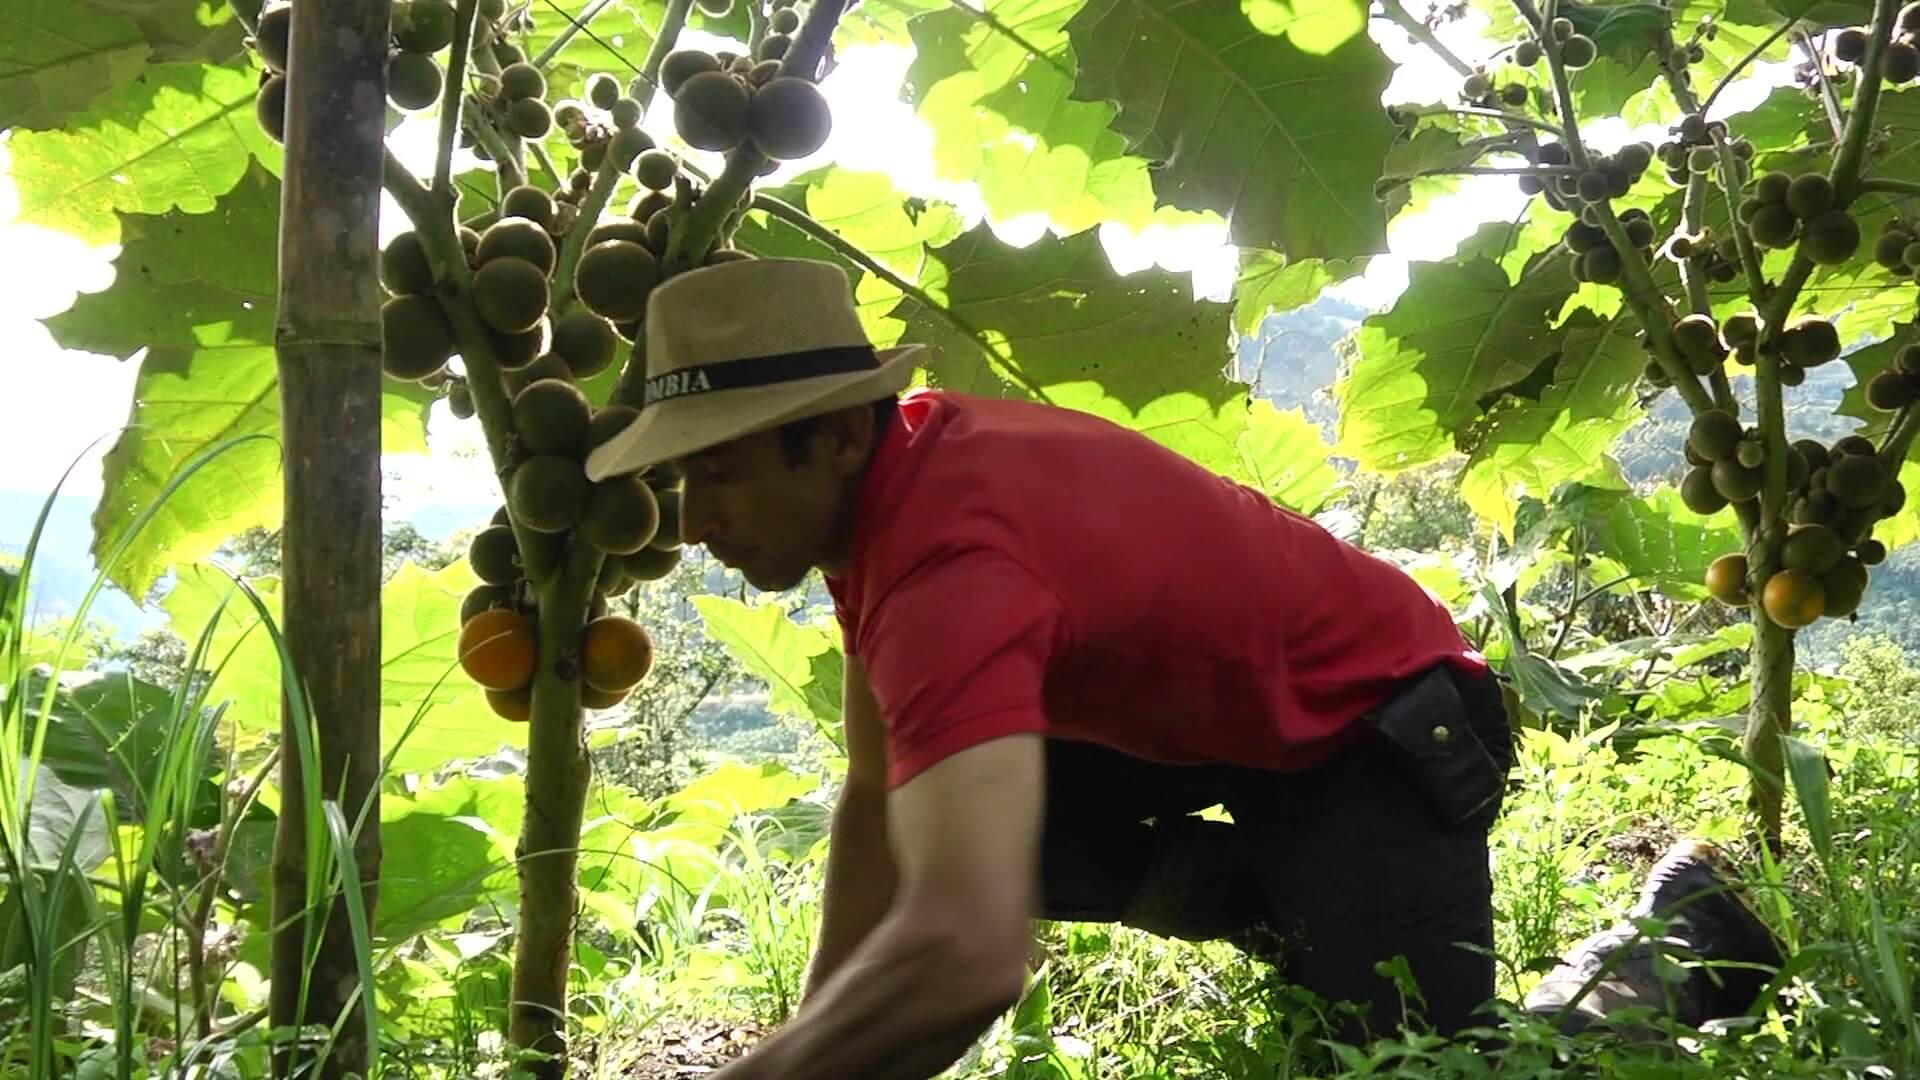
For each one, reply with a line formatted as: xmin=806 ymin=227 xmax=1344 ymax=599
xmin=1736 ymin=171 xmax=1860 ymax=266
xmin=1866 ymin=342 xmax=1920 ymax=412
xmin=1563 ymin=207 xmax=1657 ymax=285
xmin=1524 ymin=141 xmax=1654 ymax=213
xmin=662 ymin=37 xmax=832 ymax=161
xmin=1829 ymin=4 xmax=1920 ymax=85
xmin=1654 ymin=113 xmax=1753 ymax=188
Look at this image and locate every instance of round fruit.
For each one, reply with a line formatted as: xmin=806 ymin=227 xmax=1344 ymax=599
xmin=648 ymin=488 xmax=682 ymax=549
xmin=1785 ymin=173 xmax=1835 ymax=219
xmin=491 ymin=321 xmax=547 ymax=369
xmin=672 ymin=71 xmax=751 ymax=152
xmin=1783 ymin=523 xmax=1846 ymax=575
xmin=589 ymin=405 xmax=639 ymax=451
xmin=513 ymin=378 xmax=593 ymax=456
xmin=589 ymin=220 xmax=650 ymax=248
xmin=388 ymin=52 xmax=444 ymax=111
xmin=1711 ymin=459 xmax=1763 ymax=502
xmin=1582 ymin=245 xmax=1623 ymax=284
xmin=1835 ymin=27 xmax=1869 ymax=63
xmin=486 ymin=686 xmax=533 ymax=722
xmin=505 ymin=352 xmax=571 ymax=394
xmin=509 ymin=455 xmax=591 ymax=532
xmin=1720 ymin=312 xmax=1760 ymax=349
xmin=582 ymin=616 xmax=654 ymax=692
xmin=758 ymin=33 xmax=791 ymax=61
xmin=634 ymin=149 xmax=678 ymax=190
xmin=1755 ymin=171 xmax=1791 ymax=205
xmin=1794 ymin=438 xmax=1831 ymax=472
xmin=1899 ymin=344 xmax=1920 ymax=377
xmin=396 ymin=0 xmax=458 ymax=51
xmin=1822 ymin=557 xmax=1868 ymax=618
xmin=645 ymin=210 xmax=671 ymax=252
xmin=1705 ymin=552 xmax=1749 ymax=605
xmin=582 ymin=684 xmax=629 ymax=710
xmin=1762 ymin=570 xmax=1826 ymax=629
xmin=1514 ymin=39 xmax=1542 ymax=65
xmin=469 ymin=525 xmax=522 ymax=585
xmin=552 ymin=310 xmax=619 ymax=378
xmin=1829 ymin=453 xmax=1890 ymax=508
xmin=582 ymin=476 xmax=661 ymax=554
xmin=1560 ymin=34 xmax=1596 ymax=68
xmin=255 ymin=1 xmax=292 ymax=70
xmin=1868 ymin=370 xmax=1920 ymax=412
xmin=1859 ymin=538 xmax=1889 ymax=565
xmin=508 ymin=97 xmax=554 ymax=139
xmin=448 ymin=380 xmax=476 ymax=419
xmin=1688 ymin=409 xmax=1744 ymax=462
xmin=1781 ymin=318 xmax=1842 ymax=367
xmin=256 ymin=73 xmax=289 ymax=141
xmin=1749 ymin=204 xmax=1799 ymax=247
xmin=610 ymin=125 xmax=655 ymax=169
xmin=1672 ymin=315 xmax=1719 ymax=359
xmin=382 ymin=295 xmax=457 ymax=379
xmin=576 ymin=240 xmax=661 ymax=322
xmin=459 ymin=225 xmax=482 ymax=260
xmin=588 ymin=72 xmax=621 ymax=111
xmin=500 ymin=61 xmax=546 ymax=100
xmin=1786 ymin=446 xmax=1811 ymax=492
xmin=747 ymin=77 xmax=833 ymax=160
xmin=1551 ymin=16 xmax=1574 ymax=40
xmin=661 ymin=49 xmax=721 ymax=96
xmin=1834 ymin=434 xmax=1878 ymax=457
xmin=477 ymin=218 xmax=558 ymax=274
xmin=501 ymin=185 xmax=557 ymax=229
xmin=1625 ymin=216 xmax=1656 ymax=248
xmin=1799 ymin=210 xmax=1860 ymax=266
xmin=458 ymin=607 xmax=537 ymax=691
xmin=1736 ymin=438 xmax=1766 ymax=469
xmin=460 ymin=583 xmax=514 ymax=624
xmin=697 ymin=0 xmax=733 ymax=15
xmin=612 ymin=97 xmax=643 ymax=128
xmin=1876 ymin=230 xmax=1913 ymax=269
xmin=1884 ymin=40 xmax=1920 ymax=84
xmin=595 ymin=551 xmax=630 ymax=596
xmin=473 ymin=256 xmax=550 ymax=334
xmin=625 ymin=543 xmax=682 ymax=582
xmin=771 ymin=6 xmax=800 ymax=32
xmin=1681 ymin=466 xmax=1727 ymax=514
xmin=1886 ymin=481 xmax=1909 ymax=514
xmin=380 ymin=231 xmax=434 ymax=295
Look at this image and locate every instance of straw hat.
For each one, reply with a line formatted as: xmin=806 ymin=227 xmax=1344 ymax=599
xmin=583 ymin=257 xmax=924 ymax=481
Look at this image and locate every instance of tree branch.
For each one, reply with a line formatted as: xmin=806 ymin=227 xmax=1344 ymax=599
xmin=1377 ymin=0 xmax=1475 ymax=76
xmin=1702 ymin=20 xmax=1796 ymax=117
xmin=435 ymin=0 xmax=481 ymax=197
xmin=1432 ymin=107 xmax=1567 ymax=138
xmin=632 ymin=0 xmax=694 ymax=102
xmin=551 ymin=151 xmax=625 ymax=315
xmin=1881 ymin=401 xmax=1920 ymax=466
xmin=1795 ymin=28 xmax=1847 ymax=142
xmin=1661 ymin=40 xmax=1772 ymax=334
xmin=1834 ymin=0 xmax=1899 ymax=205
xmin=753 ymin=193 xmax=1053 ymax=402
xmin=1859 ymin=176 xmax=1920 ymax=198
xmin=532 ymin=0 xmax=620 ymax=68
xmin=463 ymin=97 xmax=528 ymax=190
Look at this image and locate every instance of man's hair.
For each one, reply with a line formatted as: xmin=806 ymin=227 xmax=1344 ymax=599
xmin=777 ymin=395 xmax=898 ymax=465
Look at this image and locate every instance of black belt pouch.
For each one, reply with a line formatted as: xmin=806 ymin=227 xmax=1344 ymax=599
xmin=1365 ymin=665 xmax=1504 ymax=827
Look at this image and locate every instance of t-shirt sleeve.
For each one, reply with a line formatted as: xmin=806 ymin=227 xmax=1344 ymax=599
xmin=856 ymin=550 xmax=1062 ymax=788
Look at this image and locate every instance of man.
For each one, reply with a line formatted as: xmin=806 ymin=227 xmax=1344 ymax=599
xmin=587 ymin=258 xmax=1785 ymax=1077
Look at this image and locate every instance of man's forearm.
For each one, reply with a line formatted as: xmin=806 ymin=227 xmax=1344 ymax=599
xmin=804 ymin=783 xmax=896 ymax=1001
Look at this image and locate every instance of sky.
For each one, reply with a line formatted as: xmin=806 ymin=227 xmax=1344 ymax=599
xmin=0 ymin=7 xmax=1798 ymax=626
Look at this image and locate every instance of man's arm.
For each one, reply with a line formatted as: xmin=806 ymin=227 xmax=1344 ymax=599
xmin=710 ymin=732 xmax=1044 ymax=1080
xmin=801 ymin=655 xmax=897 ymax=1002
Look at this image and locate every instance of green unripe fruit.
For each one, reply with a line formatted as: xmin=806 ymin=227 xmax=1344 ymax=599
xmin=1689 ymin=409 xmax=1744 ymax=462
xmin=610 ymin=124 xmax=654 ymax=169
xmin=589 ymin=405 xmax=639 ymax=453
xmin=747 ymin=77 xmax=834 ymax=160
xmin=1867 ymin=370 xmax=1920 ymax=412
xmin=256 ymin=72 xmax=288 ymax=141
xmin=469 ymin=526 xmax=522 ymax=585
xmin=576 ymin=240 xmax=661 ymax=322
xmin=1783 ymin=524 xmax=1846 ymax=574
xmin=1780 ymin=362 xmax=1808 ymax=387
xmin=1582 ymin=244 xmax=1623 ymax=284
xmin=1688 ymin=146 xmax=1717 ymax=174
xmin=1625 ymin=216 xmax=1656 ymax=248
xmin=508 ymin=97 xmax=553 ymax=138
xmin=1834 ymin=27 xmax=1869 ymax=64
xmin=490 ymin=321 xmax=546 ymax=369
xmin=388 ymin=51 xmax=444 ymax=111
xmin=771 ymin=6 xmax=800 ymax=32
xmin=381 ymin=297 xmax=457 ymax=381
xmin=612 ymin=97 xmax=643 ymax=128
xmin=477 ymin=218 xmax=557 ymax=274
xmin=1785 ymin=173 xmax=1835 ymax=219
xmin=1736 ymin=438 xmax=1766 ymax=469
xmin=509 ymin=455 xmax=590 ymax=532
xmin=512 ymin=378 xmax=593 ymax=456
xmin=381 ymin=231 xmax=434 ymax=295
xmin=1712 ymin=459 xmax=1763 ymax=502
xmin=1876 ymin=230 xmax=1914 ymax=269
xmin=588 ymin=220 xmax=650 ymax=249
xmin=501 ymin=185 xmax=557 ymax=229
xmin=460 ymin=583 xmax=513 ymax=623
xmin=552 ymin=310 xmax=620 ymax=378
xmin=1822 ymin=556 xmax=1869 ymax=618
xmin=634 ymin=149 xmax=678 ymax=190
xmin=1673 ymin=314 xmax=1719 ymax=359
xmin=1799 ymin=209 xmax=1860 ymax=266
xmin=1681 ymin=466 xmax=1729 ymax=515
xmin=1883 ymin=40 xmax=1920 ymax=83
xmin=504 ymin=352 xmax=571 ymax=395
xmin=1560 ymin=34 xmax=1595 ymax=68
xmin=1755 ymin=172 xmax=1792 ymax=205
xmin=1781 ymin=317 xmax=1842 ymax=367
xmin=588 ymin=72 xmax=621 ymax=111
xmin=1514 ymin=39 xmax=1542 ymax=65
xmin=757 ymin=33 xmax=792 ymax=61
xmin=1795 ymin=438 xmax=1831 ymax=472
xmin=631 ymin=190 xmax=672 ymax=222
xmin=1859 ymin=538 xmax=1889 ymax=566
xmin=648 ymin=488 xmax=682 ymax=549
xmin=255 ymin=2 xmax=292 ymax=71
xmin=1551 ymin=16 xmax=1574 ymax=40
xmin=1786 ymin=446 xmax=1810 ymax=492
xmin=1829 ymin=453 xmax=1890 ymax=508
xmin=459 ymin=225 xmax=482 ymax=261
xmin=472 ymin=256 xmax=550 ymax=334
xmin=1835 ymin=434 xmax=1878 ymax=457
xmin=662 ymin=50 xmax=721 ymax=97
xmin=582 ymin=476 xmax=661 ymax=554
xmin=396 ymin=0 xmax=459 ymax=51
xmin=1748 ymin=204 xmax=1799 ymax=247
xmin=697 ymin=0 xmax=733 ymax=15
xmin=1899 ymin=344 xmax=1920 ymax=376
xmin=1722 ymin=312 xmax=1759 ymax=348
xmin=624 ymin=544 xmax=682 ymax=581
xmin=673 ymin=70 xmax=751 ymax=152
xmin=500 ymin=62 xmax=546 ymax=100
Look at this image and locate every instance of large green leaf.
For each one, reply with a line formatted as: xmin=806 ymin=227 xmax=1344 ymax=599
xmin=691 ymin=597 xmax=844 ymax=740
xmin=88 ymin=0 xmax=245 ymax=62
xmin=522 ymin=0 xmax=665 ymax=87
xmin=1837 ymin=323 xmax=1904 ymax=437
xmin=907 ymin=0 xmax=1158 ymax=233
xmin=1232 ymin=249 xmax=1361 ymax=338
xmin=895 ymin=223 xmax=1248 ymax=477
xmin=1234 ymin=401 xmax=1340 ymax=513
xmin=1458 ymin=313 xmax=1645 ymax=534
xmin=24 ymin=670 xmax=213 ymax=821
xmin=43 ymin=165 xmax=432 ymax=598
xmin=0 ymin=4 xmax=150 ymax=132
xmin=1335 ymin=246 xmax=1577 ymax=473
xmin=165 ymin=560 xmax=530 ymax=774
xmin=1587 ymin=485 xmax=1743 ymax=600
xmin=1064 ymin=0 xmax=1393 ymax=259
xmin=8 ymin=58 xmax=278 ymax=246
xmin=377 ymin=775 xmax=521 ymax=940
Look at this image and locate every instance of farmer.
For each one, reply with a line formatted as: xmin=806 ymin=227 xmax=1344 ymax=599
xmin=585 ymin=257 xmax=1784 ymax=1077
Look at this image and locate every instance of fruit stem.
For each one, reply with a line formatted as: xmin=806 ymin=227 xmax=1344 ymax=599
xmin=550 ymin=146 xmax=626 ymax=316
xmin=462 ymin=96 xmax=529 ymax=191
xmin=1832 ymin=0 xmax=1899 ymax=206
xmin=752 ymin=193 xmax=1056 ymax=403
xmin=670 ymin=0 xmax=851 ymax=269
xmin=434 ymin=0 xmax=482 ymax=198
xmin=1678 ymin=168 xmax=1741 ymax=415
xmin=1794 ymin=28 xmax=1848 ymax=142
xmin=1857 ymin=176 xmax=1920 ymax=198
xmin=1513 ymin=0 xmax=1586 ymax=165
xmin=1699 ymin=19 xmax=1795 ymax=118
xmin=531 ymin=0 xmax=622 ymax=70
xmin=1429 ymin=107 xmax=1568 ymax=139
xmin=1377 ymin=0 xmax=1474 ymax=76
xmin=632 ymin=0 xmax=695 ymax=104
xmin=747 ymin=0 xmax=769 ymax=55
xmin=528 ymin=141 xmax=564 ymax=192
xmin=383 ymin=150 xmax=561 ymax=583
xmin=1881 ymin=402 xmax=1920 ymax=466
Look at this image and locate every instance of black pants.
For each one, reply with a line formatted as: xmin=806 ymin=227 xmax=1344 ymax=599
xmin=1037 ymin=664 xmax=1515 ymax=1044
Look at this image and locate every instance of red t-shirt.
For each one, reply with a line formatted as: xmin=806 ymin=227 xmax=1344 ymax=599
xmin=825 ymin=389 xmax=1486 ymax=789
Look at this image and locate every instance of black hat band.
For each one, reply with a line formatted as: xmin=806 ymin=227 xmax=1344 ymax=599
xmin=640 ymin=344 xmax=882 ymax=410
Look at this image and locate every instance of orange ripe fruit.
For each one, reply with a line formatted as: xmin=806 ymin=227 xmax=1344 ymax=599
xmin=582 ymin=683 xmax=630 ymax=710
xmin=581 ymin=616 xmax=653 ymax=693
xmin=1761 ymin=569 xmax=1825 ymax=629
xmin=486 ymin=686 xmax=532 ymax=722
xmin=458 ymin=607 xmax=537 ymax=691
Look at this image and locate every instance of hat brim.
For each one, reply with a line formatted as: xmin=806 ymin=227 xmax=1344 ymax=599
xmin=584 ymin=344 xmax=926 ymax=481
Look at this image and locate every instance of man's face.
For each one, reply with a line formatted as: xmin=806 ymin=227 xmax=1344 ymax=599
xmin=672 ymin=410 xmax=872 ymax=591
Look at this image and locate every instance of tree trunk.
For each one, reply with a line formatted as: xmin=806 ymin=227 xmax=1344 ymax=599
xmin=1745 ymin=617 xmax=1793 ymax=849
xmin=508 ymin=557 xmax=598 ymax=1078
xmin=268 ymin=1 xmax=391 ymax=1075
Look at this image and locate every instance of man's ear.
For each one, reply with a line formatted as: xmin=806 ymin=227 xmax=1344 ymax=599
xmin=821 ymin=402 xmax=878 ymax=475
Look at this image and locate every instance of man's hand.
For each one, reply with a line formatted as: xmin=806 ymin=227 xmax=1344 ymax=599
xmin=709 ymin=731 xmax=1045 ymax=1080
